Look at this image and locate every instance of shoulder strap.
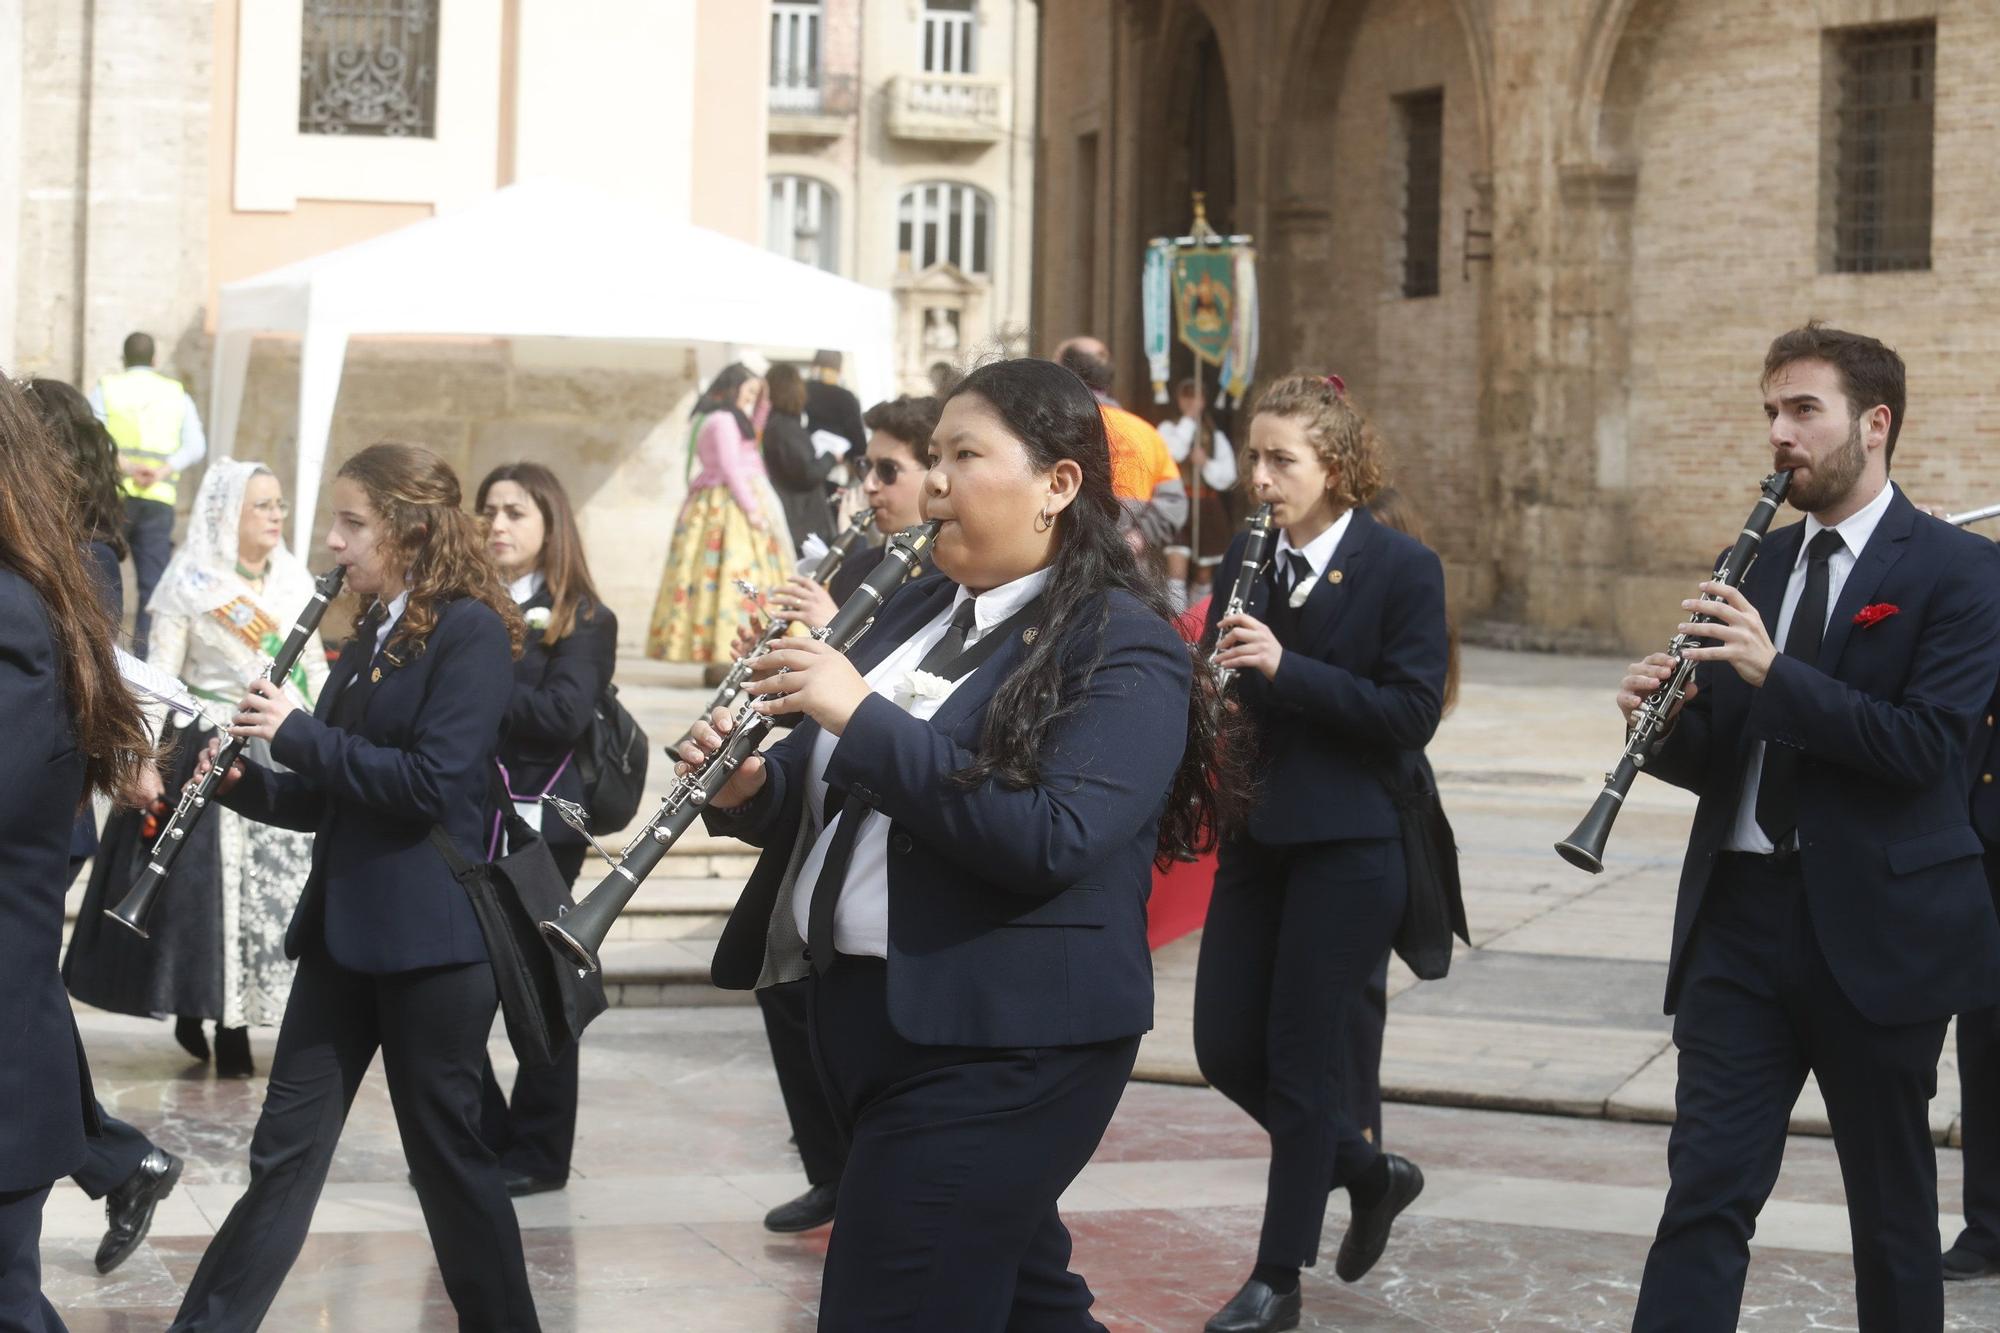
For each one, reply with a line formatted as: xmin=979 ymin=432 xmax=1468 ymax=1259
xmin=428 ymin=825 xmax=479 ymax=879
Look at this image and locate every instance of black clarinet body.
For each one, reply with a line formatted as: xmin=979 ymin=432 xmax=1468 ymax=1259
xmin=105 ymin=564 xmax=348 ymax=938
xmin=543 ymin=521 xmax=939 ymax=972
xmin=1554 ymin=470 xmax=1793 ymax=873
xmin=1210 ymin=503 xmax=1276 ymax=698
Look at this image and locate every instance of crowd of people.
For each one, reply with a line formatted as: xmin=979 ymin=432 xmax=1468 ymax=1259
xmin=1 ymin=319 xmax=1996 ymax=1333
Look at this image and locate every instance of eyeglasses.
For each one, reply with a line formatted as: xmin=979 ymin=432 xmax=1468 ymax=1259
xmin=869 ymin=458 xmax=917 ymax=486
xmin=251 ymin=499 xmax=291 ymax=517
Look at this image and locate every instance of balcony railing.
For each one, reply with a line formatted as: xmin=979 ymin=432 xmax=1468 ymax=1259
xmin=886 ymin=72 xmax=1006 ymax=144
xmin=767 ymin=73 xmax=858 ymax=137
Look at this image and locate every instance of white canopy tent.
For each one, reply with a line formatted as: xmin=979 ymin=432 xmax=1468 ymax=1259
xmin=210 ymin=178 xmax=896 ymax=547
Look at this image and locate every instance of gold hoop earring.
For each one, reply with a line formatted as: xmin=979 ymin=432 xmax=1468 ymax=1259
xmin=1034 ymin=508 xmax=1054 ymax=533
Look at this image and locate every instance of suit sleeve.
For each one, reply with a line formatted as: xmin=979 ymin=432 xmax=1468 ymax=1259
xmin=506 ymin=607 xmax=617 ymax=748
xmin=698 ymin=721 xmax=814 ymax=849
xmin=1746 ymin=539 xmax=2000 ymax=789
xmin=265 ymin=608 xmax=511 ymax=823
xmin=762 ymin=418 xmax=836 ymax=493
xmin=1642 ymin=659 xmax=1718 ymax=793
xmin=1264 ymin=543 xmax=1448 ymax=750
xmin=823 ymin=608 xmax=1192 ymax=896
xmin=219 ymin=755 xmax=324 ymax=832
xmin=0 ymin=578 xmax=66 ymax=790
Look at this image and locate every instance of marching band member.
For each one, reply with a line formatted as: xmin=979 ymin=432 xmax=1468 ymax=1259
xmin=474 ymin=462 xmax=618 ymax=1198
xmin=169 ymin=443 xmax=539 ymax=1331
xmin=1196 ymin=373 xmax=1447 ymax=1333
xmin=681 ymin=357 xmax=1233 ymax=1330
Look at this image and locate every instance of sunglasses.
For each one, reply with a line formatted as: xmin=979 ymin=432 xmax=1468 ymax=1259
xmin=867 ymin=458 xmax=918 ymax=486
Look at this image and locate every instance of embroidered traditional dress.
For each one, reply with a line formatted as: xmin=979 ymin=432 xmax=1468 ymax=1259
xmin=64 ymin=460 xmax=329 ymax=1028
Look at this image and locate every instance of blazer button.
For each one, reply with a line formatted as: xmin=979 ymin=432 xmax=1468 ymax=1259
xmin=1986 ymin=774 xmax=1995 ymax=785
xmin=1988 ymin=715 xmax=1995 ymax=727
xmin=890 ymin=833 xmax=913 ymax=854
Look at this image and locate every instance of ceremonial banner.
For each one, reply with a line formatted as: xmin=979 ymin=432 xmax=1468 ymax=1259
xmin=1143 ymin=240 xmax=1175 ymax=404
xmin=1172 ymin=247 xmax=1234 ymax=367
xmin=1219 ymin=244 xmax=1259 ymax=406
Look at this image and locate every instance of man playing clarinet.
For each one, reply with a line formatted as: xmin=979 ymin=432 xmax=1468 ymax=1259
xmin=1616 ymin=323 xmax=2000 ymax=1331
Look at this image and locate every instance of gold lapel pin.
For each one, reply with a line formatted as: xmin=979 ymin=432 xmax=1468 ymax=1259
xmin=1022 ymin=627 xmax=1039 ymax=645
xmin=1328 ymin=570 xmax=1344 ymax=585
xmin=370 ymin=666 xmax=382 ymax=683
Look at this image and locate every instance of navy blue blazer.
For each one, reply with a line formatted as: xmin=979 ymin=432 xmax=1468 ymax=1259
xmin=706 ymin=576 xmax=1191 ymax=1048
xmin=501 ymin=589 xmax=616 ymax=852
xmin=1650 ymin=488 xmax=2000 ymax=1025
xmin=1200 ymin=506 xmax=1449 ymax=845
xmin=221 ymin=596 xmax=513 ymax=974
xmin=0 ymin=567 xmax=95 ymax=1189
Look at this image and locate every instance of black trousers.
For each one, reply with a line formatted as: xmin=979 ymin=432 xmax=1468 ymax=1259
xmin=169 ymin=943 xmax=539 ymax=1332
xmin=70 ymin=1102 xmax=154 ymax=1200
xmin=1951 ymin=855 xmax=2000 ymax=1261
xmin=1194 ymin=835 xmax=1405 ymax=1268
xmin=809 ymin=955 xmax=1137 ymax=1333
xmin=478 ymin=845 xmax=585 ymax=1182
xmin=1344 ymin=955 xmax=1389 ymax=1149
xmin=758 ymin=979 xmax=847 ymax=1187
xmin=121 ymin=496 xmax=173 ymax=658
xmin=0 ymin=1184 xmax=62 ymax=1333
xmin=1633 ymin=853 xmax=1948 ymax=1332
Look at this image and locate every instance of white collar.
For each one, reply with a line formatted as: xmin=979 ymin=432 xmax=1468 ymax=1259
xmin=376 ymin=590 xmax=411 ymax=640
xmin=948 ymin=564 xmax=1055 ymax=645
xmin=1797 ymin=479 xmax=1896 ymax=568
xmin=1275 ymin=508 xmax=1352 ymax=578
xmin=507 ymin=569 xmax=545 ymax=604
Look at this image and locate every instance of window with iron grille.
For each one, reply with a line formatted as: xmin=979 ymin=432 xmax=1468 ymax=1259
xmin=768 ymin=176 xmax=840 ymax=274
xmin=1830 ymin=23 xmax=1934 ymax=274
xmin=770 ymin=1 xmax=822 ymax=111
xmin=298 ymin=0 xmax=439 ymax=138
xmin=923 ymin=0 xmax=976 ymax=75
xmin=897 ymin=182 xmax=992 ymax=275
xmin=1398 ymin=89 xmax=1443 ymax=299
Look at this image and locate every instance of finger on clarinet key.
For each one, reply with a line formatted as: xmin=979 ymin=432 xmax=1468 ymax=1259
xmin=708 ymin=706 xmax=734 ymax=735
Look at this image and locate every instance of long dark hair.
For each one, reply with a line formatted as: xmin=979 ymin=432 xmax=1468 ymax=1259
xmin=695 ymin=362 xmax=758 ymax=437
xmin=944 ymin=358 xmax=1242 ymax=864
xmin=26 ymin=377 xmax=128 ymax=558
xmin=475 ymin=461 xmax=602 ymax=644
xmin=0 ymin=376 xmax=152 ymax=803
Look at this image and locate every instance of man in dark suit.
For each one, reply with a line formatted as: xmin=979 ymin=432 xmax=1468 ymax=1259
xmin=805 ymin=349 xmax=868 ymax=462
xmin=1618 ymin=323 xmax=2000 ymax=1330
xmin=1944 ymin=675 xmax=2000 ymax=1280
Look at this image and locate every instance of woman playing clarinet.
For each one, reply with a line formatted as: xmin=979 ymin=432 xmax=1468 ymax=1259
xmin=168 ymin=442 xmax=538 ymax=1331
xmin=1195 ymin=374 xmax=1449 ymax=1333
xmin=679 ymin=358 xmax=1235 ymax=1331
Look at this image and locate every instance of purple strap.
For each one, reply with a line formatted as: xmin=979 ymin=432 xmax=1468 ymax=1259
xmin=487 ymin=752 xmax=575 ymax=860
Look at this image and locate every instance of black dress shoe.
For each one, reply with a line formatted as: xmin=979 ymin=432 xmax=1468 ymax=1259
xmin=763 ymin=1183 xmax=837 ymax=1233
xmin=174 ymin=1016 xmax=209 ymax=1063
xmin=95 ymin=1148 xmax=183 ymax=1274
xmin=1335 ymin=1153 xmax=1424 ymax=1282
xmin=1203 ymin=1278 xmax=1301 ymax=1333
xmin=213 ymin=1026 xmax=254 ymax=1078
xmin=505 ymin=1171 xmax=566 ymax=1198
xmin=1944 ymin=1244 xmax=2000 ymax=1280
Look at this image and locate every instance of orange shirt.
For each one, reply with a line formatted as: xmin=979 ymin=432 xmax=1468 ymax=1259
xmin=1101 ymin=404 xmax=1180 ymax=502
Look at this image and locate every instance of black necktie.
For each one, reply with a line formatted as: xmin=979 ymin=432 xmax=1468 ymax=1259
xmin=1754 ymin=528 xmax=1845 ymax=846
xmin=332 ymin=604 xmax=390 ymax=728
xmin=1281 ymin=550 xmax=1311 ymax=596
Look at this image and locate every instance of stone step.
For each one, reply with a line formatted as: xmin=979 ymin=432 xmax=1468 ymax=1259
xmin=595 ymin=935 xmax=747 ymax=1008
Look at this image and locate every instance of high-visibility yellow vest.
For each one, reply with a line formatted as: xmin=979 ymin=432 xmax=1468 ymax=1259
xmin=99 ymin=367 xmax=189 ymax=505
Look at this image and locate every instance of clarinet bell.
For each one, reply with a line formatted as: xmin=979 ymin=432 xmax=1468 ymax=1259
xmin=104 ymin=863 xmax=164 ymax=939
xmin=1553 ymin=787 xmax=1618 ymax=874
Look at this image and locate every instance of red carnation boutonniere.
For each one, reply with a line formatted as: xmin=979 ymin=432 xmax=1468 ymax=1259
xmin=1852 ymin=603 xmax=1900 ymax=629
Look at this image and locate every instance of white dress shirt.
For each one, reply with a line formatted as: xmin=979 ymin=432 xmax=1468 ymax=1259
xmin=1725 ymin=479 xmax=1897 ymax=853
xmin=791 ymin=565 xmax=1054 ymax=958
xmin=1273 ymin=509 xmax=1352 ymax=596
xmin=373 ymin=590 xmax=411 ymax=660
xmin=1158 ymin=416 xmax=1238 ymax=491
xmin=507 ymin=570 xmax=545 ymax=605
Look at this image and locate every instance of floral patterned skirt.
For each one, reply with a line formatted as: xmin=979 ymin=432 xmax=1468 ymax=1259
xmin=646 ymin=482 xmax=796 ymax=663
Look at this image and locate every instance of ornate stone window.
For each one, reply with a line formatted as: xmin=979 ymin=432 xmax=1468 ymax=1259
xmin=1398 ymin=88 xmax=1444 ymax=299
xmin=1829 ymin=22 xmax=1935 ymax=274
xmin=897 ymin=182 xmax=992 ymax=276
xmin=298 ymin=0 xmax=440 ymax=138
xmin=769 ymin=176 xmax=840 ymax=274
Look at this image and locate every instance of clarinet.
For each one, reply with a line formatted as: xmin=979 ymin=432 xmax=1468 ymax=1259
xmin=1209 ymin=503 xmax=1276 ymax=696
xmin=542 ymin=521 xmax=940 ymax=972
xmin=104 ymin=564 xmax=348 ymax=938
xmin=1554 ymin=469 xmax=1794 ymax=874
xmin=679 ymin=510 xmax=879 ymax=748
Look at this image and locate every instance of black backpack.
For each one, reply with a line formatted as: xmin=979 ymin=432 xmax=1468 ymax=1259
xmin=574 ymin=682 xmax=648 ymax=833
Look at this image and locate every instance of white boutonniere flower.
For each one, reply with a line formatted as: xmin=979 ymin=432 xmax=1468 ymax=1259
xmin=524 ymin=606 xmax=553 ymax=632
xmin=901 ymin=669 xmax=953 ymax=705
xmin=1288 ymin=578 xmax=1314 ymax=610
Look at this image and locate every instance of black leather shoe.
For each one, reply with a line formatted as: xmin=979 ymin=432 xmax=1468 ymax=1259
xmin=95 ymin=1148 xmax=183 ymax=1274
xmin=174 ymin=1016 xmax=209 ymax=1063
xmin=1203 ymin=1278 xmax=1301 ymax=1333
xmin=763 ymin=1183 xmax=837 ymax=1233
xmin=213 ymin=1026 xmax=254 ymax=1078
xmin=505 ymin=1172 xmax=566 ymax=1198
xmin=1944 ymin=1244 xmax=2000 ymax=1280
xmin=1335 ymin=1153 xmax=1424 ymax=1282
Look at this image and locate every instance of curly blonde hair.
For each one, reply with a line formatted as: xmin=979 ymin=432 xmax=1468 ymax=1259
xmin=1248 ymin=372 xmax=1387 ymax=511
xmin=338 ymin=442 xmax=525 ymax=660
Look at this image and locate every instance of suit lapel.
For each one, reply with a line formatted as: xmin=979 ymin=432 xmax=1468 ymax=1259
xmin=1293 ymin=506 xmax=1375 ymax=647
xmin=847 ymin=575 xmax=955 ymax=677
xmin=1818 ymin=488 xmax=1913 ymax=673
xmin=929 ymin=604 xmax=1041 ymax=736
xmin=1747 ymin=518 xmax=1802 ymax=637
xmin=317 ymin=639 xmax=366 ymax=722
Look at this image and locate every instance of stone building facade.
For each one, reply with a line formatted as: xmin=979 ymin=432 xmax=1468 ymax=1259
xmin=1035 ymin=0 xmax=1998 ymax=648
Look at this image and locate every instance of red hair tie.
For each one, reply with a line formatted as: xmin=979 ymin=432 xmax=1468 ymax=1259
xmin=1322 ymin=373 xmax=1347 ymax=396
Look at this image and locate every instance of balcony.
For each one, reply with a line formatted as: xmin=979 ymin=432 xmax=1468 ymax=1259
xmin=767 ymin=74 xmax=857 ymax=141
xmin=886 ymin=73 xmax=1007 ymax=145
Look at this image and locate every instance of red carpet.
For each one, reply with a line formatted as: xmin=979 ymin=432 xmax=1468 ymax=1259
xmin=1147 ymin=594 xmax=1217 ymax=950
